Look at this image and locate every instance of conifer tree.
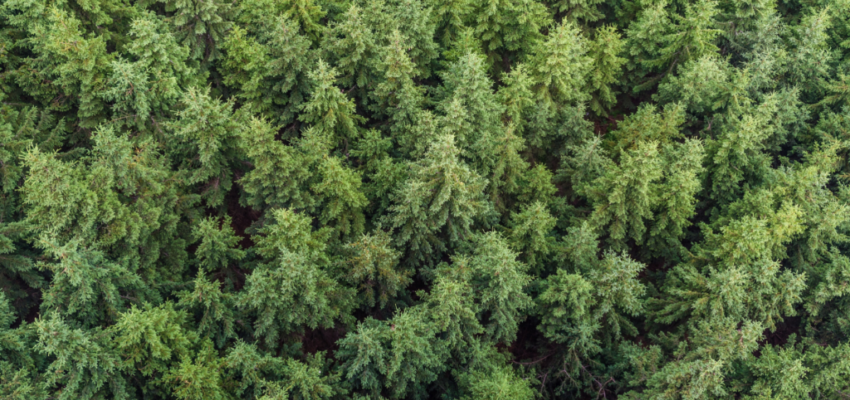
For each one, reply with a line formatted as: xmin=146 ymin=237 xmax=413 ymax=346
xmin=508 ymin=200 xmax=556 ymax=271
xmin=104 ymin=12 xmax=195 ymax=131
xmin=22 ymin=126 xmax=191 ymax=284
xmin=435 ymin=52 xmax=508 ymax=176
xmin=469 ymin=0 xmax=550 ymax=69
xmin=529 ymin=20 xmax=592 ymax=105
xmin=35 ymin=313 xmax=129 ymax=400
xmin=240 ymin=248 xmax=354 ymax=348
xmin=29 ymin=8 xmax=112 ymax=128
xmin=367 ymin=0 xmax=440 ymax=79
xmin=221 ymin=14 xmax=314 ymax=126
xmin=586 ymin=25 xmax=626 ymax=116
xmin=464 ymin=232 xmax=534 ymax=343
xmin=456 ymin=364 xmax=535 ymax=399
xmin=178 ymin=270 xmax=237 ymax=347
xmin=323 ymin=5 xmax=379 ymax=103
xmin=152 ymin=0 xmax=233 ymax=62
xmin=387 ymin=134 xmax=489 ymax=266
xmin=6 ymin=1 xmax=850 ymax=398
xmin=279 ymin=0 xmax=326 ymax=44
xmin=373 ymin=30 xmax=419 ymax=117
xmin=299 ymin=60 xmax=363 ymax=145
xmin=238 ymin=117 xmax=315 ymax=210
xmin=171 ymin=87 xmax=243 ymax=207
xmin=583 ymin=140 xmax=664 ymax=249
xmin=429 ymin=0 xmax=472 ymax=47
xmin=340 ymin=231 xmax=412 ymax=309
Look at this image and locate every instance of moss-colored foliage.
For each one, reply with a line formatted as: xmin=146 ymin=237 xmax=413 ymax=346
xmin=4 ymin=0 xmax=850 ymax=398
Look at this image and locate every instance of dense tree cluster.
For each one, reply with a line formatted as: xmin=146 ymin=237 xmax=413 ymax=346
xmin=2 ymin=0 xmax=850 ymax=398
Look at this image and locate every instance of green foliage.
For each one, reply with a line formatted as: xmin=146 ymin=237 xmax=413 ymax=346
xmin=240 ymin=247 xmax=354 ymax=348
xmin=464 ymin=232 xmax=534 ymax=343
xmin=469 ymin=0 xmax=550 ymax=69
xmin=237 ymin=117 xmax=315 ymax=210
xmin=508 ymin=201 xmax=556 ymax=270
xmin=171 ymin=87 xmax=242 ymax=207
xmin=456 ymin=364 xmax=535 ymax=400
xmin=193 ymin=216 xmax=245 ymax=273
xmin=37 ymin=238 xmax=144 ymax=325
xmin=340 ymin=230 xmax=412 ymax=309
xmin=586 ymin=25 xmax=626 ymax=116
xmin=5 ymin=0 xmax=850 ymax=398
xmin=36 ymin=313 xmax=129 ymax=400
xmin=221 ymin=14 xmax=313 ymax=126
xmin=178 ymin=270 xmax=237 ymax=347
xmin=387 ymin=134 xmax=489 ymax=266
xmin=338 ymin=309 xmax=448 ymax=399
xmin=154 ymin=0 xmax=233 ymax=62
xmin=529 ymin=20 xmax=591 ymax=106
xmin=312 ymin=154 xmax=369 ymax=237
xmin=299 ymin=60 xmax=363 ymax=144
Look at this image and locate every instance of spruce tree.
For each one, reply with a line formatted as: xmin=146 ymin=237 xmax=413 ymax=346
xmin=387 ymin=134 xmax=489 ymax=266
xmin=6 ymin=1 xmax=850 ymax=399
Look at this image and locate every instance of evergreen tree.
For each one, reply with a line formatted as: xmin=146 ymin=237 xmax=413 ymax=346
xmin=299 ymin=60 xmax=363 ymax=145
xmin=170 ymin=87 xmax=243 ymax=207
xmin=221 ymin=14 xmax=314 ymax=126
xmin=529 ymin=20 xmax=592 ymax=106
xmin=469 ymin=0 xmax=550 ymax=70
xmin=387 ymin=134 xmax=489 ymax=266
xmin=5 ymin=1 xmax=850 ymax=398
xmin=35 ymin=313 xmax=130 ymax=400
xmin=340 ymin=231 xmax=413 ymax=309
xmin=151 ymin=0 xmax=233 ymax=62
xmin=238 ymin=117 xmax=315 ymax=210
xmin=585 ymin=25 xmax=626 ymax=116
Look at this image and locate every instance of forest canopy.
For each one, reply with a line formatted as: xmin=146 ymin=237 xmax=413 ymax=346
xmin=2 ymin=0 xmax=850 ymax=398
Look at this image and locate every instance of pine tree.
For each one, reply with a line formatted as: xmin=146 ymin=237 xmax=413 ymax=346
xmin=456 ymin=364 xmax=535 ymax=399
xmin=373 ymin=30 xmax=419 ymax=117
xmin=362 ymin=0 xmax=440 ymax=79
xmin=323 ymin=5 xmax=379 ymax=102
xmin=629 ymin=0 xmax=721 ymax=91
xmin=239 ymin=248 xmax=351 ymax=347
xmin=22 ymin=126 xmax=192 ymax=284
xmin=178 ymin=270 xmax=237 ymax=347
xmin=646 ymin=138 xmax=705 ymax=258
xmin=435 ymin=51 xmax=508 ymax=177
xmin=422 ymin=262 xmax=483 ymax=353
xmin=36 ymin=238 xmax=145 ymax=326
xmin=429 ymin=0 xmax=472 ymax=47
xmin=583 ymin=140 xmax=664 ymax=249
xmin=29 ymin=8 xmax=112 ymax=128
xmin=508 ymin=201 xmax=556 ymax=271
xmin=103 ymin=12 xmax=195 ymax=131
xmin=464 ymin=232 xmax=534 ymax=343
xmin=336 ymin=318 xmax=390 ymax=396
xmin=0 ymin=105 xmax=63 ymax=317
xmin=621 ymin=318 xmax=764 ymax=399
xmin=166 ymin=340 xmax=229 ymax=400
xmin=238 ymin=117 xmax=315 ymax=210
xmin=279 ymin=0 xmax=326 ymax=44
